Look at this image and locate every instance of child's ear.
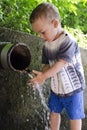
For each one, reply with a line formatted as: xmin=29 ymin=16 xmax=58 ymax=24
xmin=53 ymin=19 xmax=59 ymax=28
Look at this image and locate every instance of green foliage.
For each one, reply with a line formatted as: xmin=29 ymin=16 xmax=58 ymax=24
xmin=0 ymin=0 xmax=87 ymax=32
xmin=0 ymin=0 xmax=48 ymax=32
xmin=51 ymin=0 xmax=87 ymax=34
xmin=0 ymin=0 xmax=87 ymax=47
xmin=0 ymin=0 xmax=39 ymax=32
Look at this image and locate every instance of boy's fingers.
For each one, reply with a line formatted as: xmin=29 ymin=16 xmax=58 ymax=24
xmin=32 ymin=70 xmax=40 ymax=75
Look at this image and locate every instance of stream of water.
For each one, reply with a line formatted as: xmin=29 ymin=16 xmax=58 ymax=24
xmin=27 ymin=73 xmax=50 ymax=130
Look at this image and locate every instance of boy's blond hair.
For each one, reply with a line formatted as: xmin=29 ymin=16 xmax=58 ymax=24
xmin=30 ymin=2 xmax=61 ymax=24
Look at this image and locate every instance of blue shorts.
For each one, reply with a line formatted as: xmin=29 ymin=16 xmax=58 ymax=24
xmin=48 ymin=91 xmax=85 ymax=120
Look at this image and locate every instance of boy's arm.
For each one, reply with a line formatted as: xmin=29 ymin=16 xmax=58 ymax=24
xmin=29 ymin=59 xmax=68 ymax=85
xmin=42 ymin=64 xmax=50 ymax=72
xmin=43 ymin=59 xmax=68 ymax=79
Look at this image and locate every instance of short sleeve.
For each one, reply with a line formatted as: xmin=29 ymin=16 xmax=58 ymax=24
xmin=57 ymin=40 xmax=79 ymax=63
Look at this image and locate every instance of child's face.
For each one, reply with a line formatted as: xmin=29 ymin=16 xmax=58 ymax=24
xmin=31 ymin=17 xmax=59 ymax=42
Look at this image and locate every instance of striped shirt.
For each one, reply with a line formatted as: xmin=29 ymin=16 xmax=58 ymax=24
xmin=42 ymin=31 xmax=85 ymax=95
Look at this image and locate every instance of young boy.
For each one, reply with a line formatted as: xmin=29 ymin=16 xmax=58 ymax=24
xmin=29 ymin=2 xmax=85 ymax=130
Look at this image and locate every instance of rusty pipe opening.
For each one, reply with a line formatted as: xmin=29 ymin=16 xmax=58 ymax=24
xmin=0 ymin=42 xmax=31 ymax=71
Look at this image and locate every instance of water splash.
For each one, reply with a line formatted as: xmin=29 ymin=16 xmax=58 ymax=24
xmin=27 ymin=73 xmax=49 ymax=110
xmin=34 ymin=83 xmax=50 ymax=130
xmin=27 ymin=73 xmax=50 ymax=130
xmin=34 ymin=83 xmax=49 ymax=111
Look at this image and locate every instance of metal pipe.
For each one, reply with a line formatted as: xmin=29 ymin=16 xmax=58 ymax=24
xmin=0 ymin=42 xmax=31 ymax=71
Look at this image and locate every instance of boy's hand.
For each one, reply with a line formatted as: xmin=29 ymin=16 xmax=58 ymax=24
xmin=28 ymin=70 xmax=46 ymax=85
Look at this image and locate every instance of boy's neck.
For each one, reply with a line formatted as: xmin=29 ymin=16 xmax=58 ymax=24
xmin=54 ymin=29 xmax=64 ymax=41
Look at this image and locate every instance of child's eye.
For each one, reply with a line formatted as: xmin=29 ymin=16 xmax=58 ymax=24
xmin=41 ymin=31 xmax=45 ymax=34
